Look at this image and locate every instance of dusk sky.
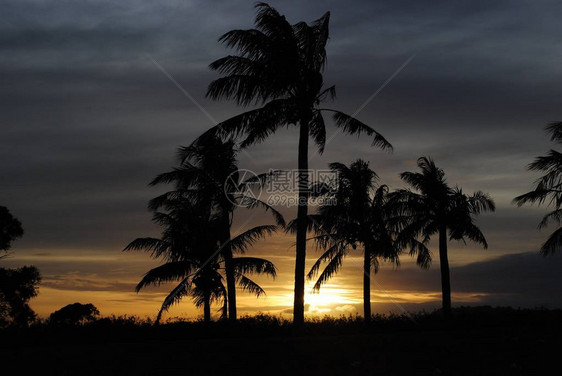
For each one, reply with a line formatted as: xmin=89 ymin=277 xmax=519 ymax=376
xmin=1 ymin=0 xmax=561 ymax=320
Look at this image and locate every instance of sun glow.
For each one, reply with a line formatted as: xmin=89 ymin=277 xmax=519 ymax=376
xmin=284 ymin=284 xmax=364 ymax=316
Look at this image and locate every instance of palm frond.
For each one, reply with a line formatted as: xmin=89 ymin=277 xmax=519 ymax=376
xmin=155 ymin=277 xmax=191 ymax=323
xmin=232 ymin=257 xmax=277 ymax=277
xmin=468 ymin=190 xmax=496 ymax=213
xmin=546 ymin=122 xmax=562 ymax=144
xmin=407 ymin=239 xmax=432 ymax=269
xmin=135 ymin=261 xmax=193 ymax=292
xmin=229 ymin=225 xmax=277 ymax=254
xmin=307 ymin=241 xmax=347 ymax=280
xmin=123 ymin=238 xmax=170 ymax=259
xmin=206 ymin=75 xmax=266 ymax=106
xmin=285 ymin=214 xmax=324 ymax=234
xmin=309 ymin=110 xmax=326 ymax=154
xmin=312 ymin=251 xmax=345 ymax=291
xmin=540 ymin=226 xmax=562 ymax=255
xmin=538 ymin=209 xmax=562 ymax=229
xmin=324 ymin=110 xmax=392 ymax=150
xmin=197 ymin=99 xmax=297 ymax=147
xmin=316 ymin=85 xmax=336 ymax=102
xmin=235 ymin=274 xmax=267 ymax=297
xmin=242 ymin=197 xmax=286 ymax=226
xmin=147 ymin=190 xmax=202 ymax=211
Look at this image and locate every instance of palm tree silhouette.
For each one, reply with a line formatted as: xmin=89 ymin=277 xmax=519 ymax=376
xmin=514 ymin=122 xmax=562 ymax=255
xmin=202 ymin=2 xmax=391 ymax=326
xmin=392 ymin=157 xmax=495 ymax=317
xmin=300 ymin=160 xmax=428 ymax=321
xmin=125 ymin=200 xmax=223 ymax=322
xmin=146 ymin=135 xmax=283 ymax=322
xmin=124 ymin=198 xmax=277 ymax=323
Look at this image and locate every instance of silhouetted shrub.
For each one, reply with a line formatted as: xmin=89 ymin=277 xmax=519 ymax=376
xmin=0 ymin=206 xmax=24 ymax=258
xmin=49 ymin=303 xmax=100 ymax=326
xmin=0 ymin=266 xmax=41 ymax=327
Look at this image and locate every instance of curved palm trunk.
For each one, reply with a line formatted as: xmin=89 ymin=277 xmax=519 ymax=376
xmin=221 ymin=220 xmax=237 ymax=322
xmin=438 ymin=225 xmax=452 ymax=317
xmin=294 ymin=120 xmax=310 ymax=326
xmin=363 ymin=245 xmax=372 ymax=322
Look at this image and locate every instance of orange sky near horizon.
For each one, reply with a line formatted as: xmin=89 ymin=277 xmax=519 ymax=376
xmin=7 ymin=230 xmax=527 ymax=321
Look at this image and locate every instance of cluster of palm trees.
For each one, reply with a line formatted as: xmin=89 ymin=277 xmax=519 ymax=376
xmin=125 ymin=137 xmax=283 ymax=323
xmin=125 ymin=3 xmax=502 ymax=324
xmin=298 ymin=157 xmax=494 ymax=320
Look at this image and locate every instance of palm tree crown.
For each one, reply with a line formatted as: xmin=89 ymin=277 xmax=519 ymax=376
xmin=125 ymin=197 xmax=277 ymax=323
xmin=514 ymin=122 xmax=562 ymax=255
xmin=125 ymin=136 xmax=280 ymax=323
xmin=147 ymin=135 xmax=283 ymax=322
xmin=301 ymin=160 xmax=427 ymax=321
xmin=392 ymin=157 xmax=495 ymax=317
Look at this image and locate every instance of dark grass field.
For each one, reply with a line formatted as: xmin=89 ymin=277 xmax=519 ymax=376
xmin=1 ymin=307 xmax=560 ymax=375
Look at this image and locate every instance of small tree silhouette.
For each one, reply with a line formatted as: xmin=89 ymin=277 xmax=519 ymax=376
xmin=0 ymin=266 xmax=41 ymax=327
xmin=0 ymin=206 xmax=24 ymax=259
xmin=49 ymin=303 xmax=100 ymax=325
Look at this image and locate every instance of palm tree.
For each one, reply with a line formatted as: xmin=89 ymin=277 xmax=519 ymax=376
xmin=392 ymin=157 xmax=495 ymax=317
xmin=202 ymin=2 xmax=391 ymax=325
xmin=148 ymin=135 xmax=283 ymax=322
xmin=514 ymin=122 xmax=562 ymax=255
xmin=302 ymin=160 xmax=428 ymax=322
xmin=124 ymin=198 xmax=277 ymax=323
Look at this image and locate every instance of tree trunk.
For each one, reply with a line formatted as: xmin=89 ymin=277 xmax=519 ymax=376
xmin=203 ymin=293 xmax=211 ymax=323
xmin=224 ymin=252 xmax=236 ymax=322
xmin=363 ymin=245 xmax=372 ymax=322
xmin=439 ymin=225 xmax=452 ymax=318
xmin=221 ymin=288 xmax=228 ymax=320
xmin=221 ymin=221 xmax=236 ymax=322
xmin=293 ymin=119 xmax=310 ymax=327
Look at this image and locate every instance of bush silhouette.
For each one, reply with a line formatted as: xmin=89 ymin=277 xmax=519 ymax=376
xmin=0 ymin=205 xmax=24 ymax=259
xmin=0 ymin=266 xmax=41 ymax=327
xmin=49 ymin=303 xmax=100 ymax=326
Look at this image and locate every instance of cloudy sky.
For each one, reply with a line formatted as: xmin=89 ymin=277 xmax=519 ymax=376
xmin=1 ymin=0 xmax=561 ymax=319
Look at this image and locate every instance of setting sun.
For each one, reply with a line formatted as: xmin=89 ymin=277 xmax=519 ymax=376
xmin=305 ymin=286 xmax=362 ymax=314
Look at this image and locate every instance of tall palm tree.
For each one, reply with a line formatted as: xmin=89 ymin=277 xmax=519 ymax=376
xmin=392 ymin=157 xmax=495 ymax=317
xmin=202 ymin=3 xmax=391 ymax=325
xmin=514 ymin=122 xmax=562 ymax=255
xmin=124 ymin=198 xmax=277 ymax=323
xmin=147 ymin=135 xmax=283 ymax=322
xmin=302 ymin=160 xmax=428 ymax=321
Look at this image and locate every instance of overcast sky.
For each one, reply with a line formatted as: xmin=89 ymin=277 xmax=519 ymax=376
xmin=1 ymin=0 xmax=561 ymax=319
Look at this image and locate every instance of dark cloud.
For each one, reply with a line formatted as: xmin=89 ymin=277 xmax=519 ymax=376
xmin=377 ymin=251 xmax=562 ymax=309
